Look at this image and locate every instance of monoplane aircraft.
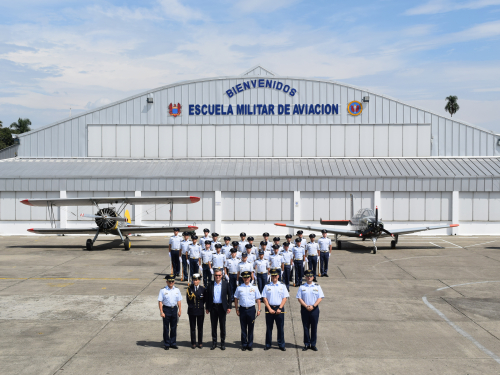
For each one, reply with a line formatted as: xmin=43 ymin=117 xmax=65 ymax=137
xmin=21 ymin=196 xmax=200 ymax=250
xmin=275 ymin=194 xmax=458 ymax=254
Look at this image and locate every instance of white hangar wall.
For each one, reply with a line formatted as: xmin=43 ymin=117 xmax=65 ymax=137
xmin=11 ymin=68 xmax=499 ymax=159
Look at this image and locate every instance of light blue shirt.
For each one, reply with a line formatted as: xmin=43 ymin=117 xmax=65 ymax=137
xmin=222 ymin=244 xmax=232 ymax=258
xmin=296 ymin=283 xmax=325 ymax=305
xmin=247 ymin=245 xmax=258 ymax=255
xmin=269 ymin=253 xmax=284 ymax=268
xmin=213 ymin=281 xmax=222 ymax=303
xmin=318 ymin=237 xmax=331 ymax=251
xmin=200 ymin=236 xmax=211 ymax=249
xmin=297 ymin=238 xmax=307 ymax=247
xmin=201 ymin=249 xmax=213 ymax=264
xmin=188 ymin=244 xmax=202 ymax=258
xmin=238 ymin=240 xmax=248 ymax=252
xmin=262 ymin=282 xmax=289 ymax=305
xmin=254 ymin=258 xmax=270 ymax=273
xmin=158 ymin=286 xmax=182 ymax=307
xmin=306 ymin=242 xmax=319 ymax=256
xmin=263 ymin=249 xmax=271 ymax=261
xmin=225 ymin=257 xmax=240 ymax=273
xmin=247 ymin=252 xmax=256 ymax=264
xmin=280 ymin=250 xmax=293 ymax=265
xmin=210 ymin=240 xmax=221 ymax=252
xmin=238 ymin=261 xmax=253 ymax=274
xmin=180 ymin=239 xmax=192 ymax=255
xmin=212 ymin=252 xmax=226 ymax=269
xmin=169 ymin=235 xmax=182 ymax=250
xmin=264 ymin=241 xmax=273 ymax=252
xmin=234 ymin=284 xmax=261 ymax=307
xmin=293 ymin=245 xmax=305 ymax=260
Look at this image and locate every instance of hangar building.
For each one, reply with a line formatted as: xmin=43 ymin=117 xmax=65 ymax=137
xmin=1 ymin=65 xmax=500 ymax=235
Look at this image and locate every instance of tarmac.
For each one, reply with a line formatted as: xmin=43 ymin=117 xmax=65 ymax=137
xmin=1 ymin=234 xmax=500 ymax=374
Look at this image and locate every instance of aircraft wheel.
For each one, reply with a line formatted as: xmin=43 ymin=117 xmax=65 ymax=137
xmin=372 ymin=246 xmax=377 ymax=254
xmin=391 ymin=240 xmax=396 ymax=249
xmin=86 ymin=239 xmax=93 ymax=251
xmin=124 ymin=238 xmax=131 ymax=250
xmin=337 ymin=241 xmax=342 ymax=249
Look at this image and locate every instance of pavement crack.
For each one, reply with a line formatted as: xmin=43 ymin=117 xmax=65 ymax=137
xmin=383 ymin=256 xmax=417 ymax=280
xmin=337 ymin=266 xmax=346 ymax=279
xmin=438 ymin=280 xmax=465 ymax=297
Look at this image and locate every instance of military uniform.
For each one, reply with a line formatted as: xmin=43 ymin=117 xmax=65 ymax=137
xmin=237 ymin=255 xmax=254 ymax=285
xmin=293 ymin=239 xmax=305 ymax=286
xmin=186 ymin=274 xmax=206 ymax=348
xmin=225 ymin=249 xmax=240 ymax=300
xmin=212 ymin=245 xmax=226 ymax=274
xmin=158 ymin=275 xmax=182 ymax=349
xmin=296 ymin=270 xmax=324 ymax=351
xmin=305 ymin=234 xmax=319 ymax=281
xmin=254 ymin=252 xmax=270 ymax=295
xmin=221 ymin=237 xmax=232 ymax=258
xmin=200 ymin=228 xmax=211 ymax=249
xmin=234 ymin=271 xmax=262 ymax=350
xmin=280 ymin=243 xmax=293 ymax=291
xmin=201 ymin=244 xmax=213 ymax=286
xmin=169 ymin=230 xmax=182 ymax=276
xmin=238 ymin=232 xmax=248 ymax=253
xmin=210 ymin=233 xmax=221 ymax=253
xmin=262 ymin=269 xmax=289 ymax=350
xmin=318 ymin=231 xmax=332 ymax=277
xmin=180 ymin=234 xmax=192 ymax=281
xmin=187 ymin=238 xmax=202 ymax=280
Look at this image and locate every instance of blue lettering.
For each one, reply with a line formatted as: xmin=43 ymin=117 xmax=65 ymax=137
xmin=208 ymin=105 xmax=215 ymax=115
xmin=290 ymin=88 xmax=296 ymax=96
xmin=332 ymin=104 xmax=339 ymax=114
xmin=278 ymin=104 xmax=284 ymax=115
xmin=243 ymin=81 xmax=250 ymax=90
xmin=221 ymin=104 xmax=227 ymax=115
xmin=215 ymin=104 xmax=221 ymax=115
xmin=261 ymin=104 xmax=268 ymax=115
xmin=276 ymin=82 xmax=283 ymax=91
xmin=202 ymin=104 xmax=208 ymax=115
xmin=315 ymin=104 xmax=321 ymax=115
xmin=283 ymin=85 xmax=290 ymax=93
xmin=257 ymin=104 xmax=262 ymax=114
xmin=285 ymin=104 xmax=290 ymax=115
xmin=236 ymin=84 xmax=243 ymax=93
xmin=299 ymin=104 xmax=305 ymax=115
xmin=254 ymin=104 xmax=256 ymax=114
xmin=189 ymin=104 xmax=194 ymax=115
xmin=308 ymin=104 xmax=315 ymax=115
xmin=266 ymin=80 xmax=272 ymax=88
xmin=248 ymin=104 xmax=253 ymax=115
xmin=325 ymin=104 xmax=331 ymax=115
xmin=272 ymin=81 xmax=276 ymax=89
xmin=258 ymin=79 xmax=264 ymax=88
xmin=226 ymin=89 xmax=234 ymax=98
xmin=268 ymin=104 xmax=275 ymax=115
xmin=293 ymin=104 xmax=300 ymax=115
xmin=233 ymin=88 xmax=237 ymax=95
xmin=237 ymin=104 xmax=245 ymax=115
xmin=251 ymin=80 xmax=257 ymax=88
xmin=321 ymin=104 xmax=324 ymax=114
xmin=227 ymin=104 xmax=234 ymax=115
xmin=195 ymin=104 xmax=201 ymax=115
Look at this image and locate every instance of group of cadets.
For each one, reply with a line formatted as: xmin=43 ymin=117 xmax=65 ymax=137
xmin=160 ymin=227 xmax=332 ymax=352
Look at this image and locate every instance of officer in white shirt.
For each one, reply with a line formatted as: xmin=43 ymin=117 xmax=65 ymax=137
xmin=210 ymin=233 xmax=221 ymax=253
xmin=285 ymin=234 xmax=294 ymax=281
xmin=296 ymin=230 xmax=307 ymax=247
xmin=269 ymin=244 xmax=285 ymax=281
xmin=212 ymin=244 xmax=226 ymax=274
xmin=231 ymin=240 xmax=242 ymax=260
xmin=262 ymin=268 xmax=289 ymax=351
xmin=254 ymin=250 xmax=270 ymax=295
xmin=158 ymin=274 xmax=182 ymax=350
xmin=246 ymin=236 xmax=258 ymax=256
xmin=296 ymin=269 xmax=324 ymax=351
xmin=245 ymin=244 xmax=257 ymax=264
xmin=262 ymin=232 xmax=273 ymax=252
xmin=280 ymin=242 xmax=293 ymax=291
xmin=188 ymin=235 xmax=202 ymax=280
xmin=318 ymin=230 xmax=332 ymax=277
xmin=221 ymin=236 xmax=232 ymax=258
xmin=225 ymin=248 xmax=240 ymax=301
xmin=169 ymin=228 xmax=182 ymax=277
xmin=238 ymin=232 xmax=248 ymax=253
xmin=260 ymin=241 xmax=271 ymax=261
xmin=293 ymin=238 xmax=305 ymax=286
xmin=180 ymin=232 xmax=192 ymax=281
xmin=237 ymin=252 xmax=254 ymax=285
xmin=201 ymin=241 xmax=213 ymax=286
xmin=272 ymin=237 xmax=281 ymax=250
xmin=234 ymin=271 xmax=262 ymax=351
xmin=305 ymin=233 xmax=320 ymax=282
xmin=200 ymin=228 xmax=211 ymax=249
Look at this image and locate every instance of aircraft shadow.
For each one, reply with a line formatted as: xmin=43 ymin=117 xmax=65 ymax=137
xmin=8 ymin=239 xmax=167 ymax=251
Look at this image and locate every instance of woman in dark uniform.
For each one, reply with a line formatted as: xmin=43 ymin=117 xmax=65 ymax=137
xmin=186 ymin=273 xmax=206 ymax=349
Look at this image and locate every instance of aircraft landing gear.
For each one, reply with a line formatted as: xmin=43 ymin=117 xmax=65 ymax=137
xmin=86 ymin=239 xmax=93 ymax=251
xmin=124 ymin=237 xmax=131 ymax=250
xmin=337 ymin=240 xmax=342 ymax=249
xmin=390 ymin=235 xmax=399 ymax=249
xmin=371 ymin=237 xmax=377 ymax=254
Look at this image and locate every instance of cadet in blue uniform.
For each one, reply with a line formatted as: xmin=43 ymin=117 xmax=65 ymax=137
xmin=231 ymin=240 xmax=242 ymax=260
xmin=296 ymin=270 xmax=324 ymax=351
xmin=222 ymin=236 xmax=232 ymax=258
xmin=210 ymin=233 xmax=221 ymax=253
xmin=169 ymin=228 xmax=182 ymax=277
xmin=200 ymin=228 xmax=211 ymax=249
xmin=269 ymin=244 xmax=284 ymax=281
xmin=238 ymin=232 xmax=248 ymax=253
xmin=237 ymin=252 xmax=254 ymax=285
xmin=318 ymin=230 xmax=332 ymax=277
xmin=245 ymin=243 xmax=257 ymax=265
xmin=272 ymin=237 xmax=281 ymax=250
xmin=260 ymin=241 xmax=271 ymax=261
xmin=158 ymin=274 xmax=182 ymax=349
xmin=201 ymin=240 xmax=213 ymax=286
xmin=225 ymin=248 xmax=240 ymax=300
xmin=180 ymin=232 xmax=192 ymax=281
xmin=262 ymin=232 xmax=273 ymax=251
xmin=293 ymin=238 xmax=305 ymax=286
xmin=212 ymin=244 xmax=226 ymax=274
xmin=305 ymin=233 xmax=319 ymax=282
xmin=296 ymin=230 xmax=307 ymax=247
xmin=254 ymin=250 xmax=270 ymax=295
xmin=262 ymin=268 xmax=289 ymax=351
xmin=247 ymin=236 xmax=258 ymax=256
xmin=285 ymin=234 xmax=293 ymax=281
xmin=186 ymin=273 xmax=206 ymax=349
xmin=280 ymin=242 xmax=293 ymax=291
xmin=234 ymin=271 xmax=262 ymax=351
xmin=188 ymin=235 xmax=202 ymax=280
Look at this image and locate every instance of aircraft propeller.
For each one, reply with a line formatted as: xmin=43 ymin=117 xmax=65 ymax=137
xmin=359 ymin=206 xmax=394 ymax=238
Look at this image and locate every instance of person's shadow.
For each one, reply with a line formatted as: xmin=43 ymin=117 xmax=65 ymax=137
xmin=136 ymin=340 xmax=300 ymax=350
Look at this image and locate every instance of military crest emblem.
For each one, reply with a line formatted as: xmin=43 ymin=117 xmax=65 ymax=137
xmin=169 ymin=103 xmax=182 ymax=117
xmin=347 ymin=100 xmax=362 ymax=116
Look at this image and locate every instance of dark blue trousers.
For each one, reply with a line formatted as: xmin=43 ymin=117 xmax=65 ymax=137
xmin=256 ymin=273 xmax=267 ymax=295
xmin=301 ymin=306 xmax=320 ymax=346
xmin=308 ymin=255 xmax=318 ymax=278
xmin=294 ymin=260 xmax=304 ymax=286
xmin=202 ymin=264 xmax=212 ymax=286
xmin=320 ymin=252 xmax=329 ymax=275
xmin=162 ymin=306 xmax=178 ymax=346
xmin=189 ymin=259 xmax=199 ymax=279
xmin=239 ymin=306 xmax=256 ymax=348
xmin=171 ymin=250 xmax=180 ymax=276
xmin=228 ymin=274 xmax=237 ymax=300
xmin=283 ymin=265 xmax=291 ymax=291
xmin=181 ymin=254 xmax=189 ymax=281
xmin=265 ymin=305 xmax=285 ymax=349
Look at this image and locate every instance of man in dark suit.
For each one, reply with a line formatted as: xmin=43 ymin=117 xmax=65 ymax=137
xmin=205 ymin=267 xmax=232 ymax=350
xmin=186 ymin=273 xmax=206 ymax=349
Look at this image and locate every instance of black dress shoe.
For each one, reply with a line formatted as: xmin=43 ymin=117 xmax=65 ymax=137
xmin=221 ymin=344 xmax=226 ymax=350
xmin=302 ymin=346 xmax=309 ymax=351
xmin=170 ymin=345 xmax=178 ymax=349
xmin=241 ymin=346 xmax=246 ymax=351
xmin=264 ymin=346 xmax=270 ymax=351
xmin=247 ymin=347 xmax=253 ymax=351
xmin=310 ymin=346 xmax=318 ymax=351
xmin=211 ymin=343 xmax=217 ymax=350
xmin=198 ymin=344 xmax=203 ymax=349
xmin=280 ymin=347 xmax=286 ymax=351
xmin=164 ymin=345 xmax=169 ymax=350
xmin=192 ymin=345 xmax=196 ymax=349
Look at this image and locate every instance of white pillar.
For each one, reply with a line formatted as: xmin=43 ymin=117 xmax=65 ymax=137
xmin=452 ymin=191 xmax=459 ymax=235
xmin=214 ymin=191 xmax=222 ymax=234
xmin=293 ymin=191 xmax=300 ymax=226
xmin=134 ymin=191 xmax=142 ymax=226
xmin=59 ymin=190 xmax=67 ymax=229
xmin=374 ymin=191 xmax=381 ymax=211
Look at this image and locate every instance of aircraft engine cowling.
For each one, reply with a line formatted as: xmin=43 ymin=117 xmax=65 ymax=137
xmin=95 ymin=207 xmax=118 ymax=230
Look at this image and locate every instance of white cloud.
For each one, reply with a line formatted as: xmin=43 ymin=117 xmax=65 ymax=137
xmin=85 ymin=98 xmax=111 ymax=110
xmin=88 ymin=5 xmax=162 ymax=21
xmin=235 ymin=0 xmax=299 ymax=13
xmin=158 ymin=0 xmax=204 ymax=21
xmin=406 ymin=0 xmax=500 ymax=15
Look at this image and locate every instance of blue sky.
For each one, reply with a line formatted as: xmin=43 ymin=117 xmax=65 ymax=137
xmin=1 ymin=0 xmax=500 ymax=132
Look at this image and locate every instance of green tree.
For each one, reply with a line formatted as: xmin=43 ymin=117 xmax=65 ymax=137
xmin=445 ymin=95 xmax=459 ymax=117
xmin=0 ymin=126 xmax=14 ymax=150
xmin=10 ymin=118 xmax=32 ymax=133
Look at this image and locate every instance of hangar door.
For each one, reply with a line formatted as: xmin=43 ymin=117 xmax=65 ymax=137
xmin=301 ymin=192 xmax=374 ymax=220
xmin=221 ymin=192 xmax=293 ymax=221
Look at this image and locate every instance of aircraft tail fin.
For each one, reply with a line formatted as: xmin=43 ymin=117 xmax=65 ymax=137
xmin=350 ymin=194 xmax=354 ymax=219
xmin=124 ymin=209 xmax=132 ymax=224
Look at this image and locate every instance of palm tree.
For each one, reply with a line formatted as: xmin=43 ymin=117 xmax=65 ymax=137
xmin=10 ymin=118 xmax=31 ymax=133
xmin=0 ymin=120 xmax=3 ymax=127
xmin=445 ymin=96 xmax=459 ymax=117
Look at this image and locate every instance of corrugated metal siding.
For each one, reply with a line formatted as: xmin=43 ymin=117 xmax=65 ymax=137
xmin=16 ymin=75 xmax=498 ymax=158
xmin=0 ymin=145 xmax=19 ymax=160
